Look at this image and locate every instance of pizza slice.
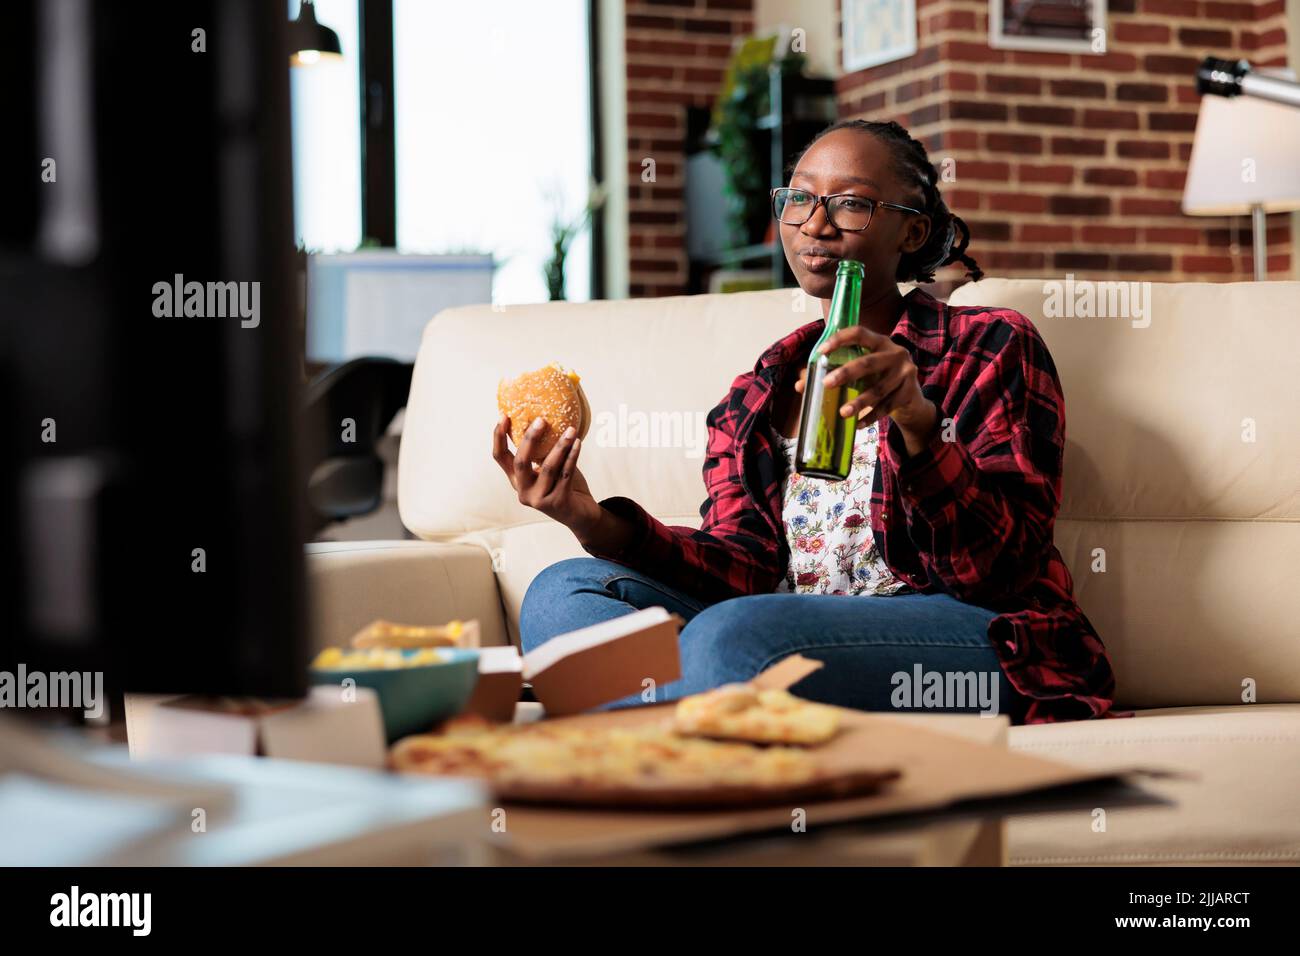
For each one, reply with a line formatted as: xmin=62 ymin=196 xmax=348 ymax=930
xmin=350 ymin=618 xmax=478 ymax=650
xmin=389 ymin=729 xmax=505 ymax=778
xmin=672 ymin=683 xmax=840 ymax=745
xmin=393 ymin=722 xmax=822 ymax=791
xmin=389 ymin=717 xmax=897 ymax=808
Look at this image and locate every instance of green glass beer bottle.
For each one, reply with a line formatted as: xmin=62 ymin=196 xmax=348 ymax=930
xmin=794 ymin=259 xmax=867 ymax=480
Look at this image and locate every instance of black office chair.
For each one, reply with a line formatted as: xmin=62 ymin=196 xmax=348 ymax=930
xmin=302 ymin=357 xmax=413 ymax=536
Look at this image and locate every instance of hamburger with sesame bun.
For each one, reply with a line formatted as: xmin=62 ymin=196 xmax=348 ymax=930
xmin=496 ymin=363 xmax=592 ymax=462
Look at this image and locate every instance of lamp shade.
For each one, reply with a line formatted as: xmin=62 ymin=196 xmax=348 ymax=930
xmin=1183 ymin=69 xmax=1300 ymax=216
xmin=289 ymin=0 xmax=342 ymax=67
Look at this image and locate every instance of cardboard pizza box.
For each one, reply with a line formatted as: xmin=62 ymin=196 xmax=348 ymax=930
xmin=461 ymin=606 xmax=683 ymax=721
xmin=124 ymin=686 xmax=387 ymax=769
xmin=463 ymin=646 xmax=525 ymax=722
xmin=460 ymin=655 xmax=1187 ymax=862
xmin=519 ymin=606 xmax=684 ymax=716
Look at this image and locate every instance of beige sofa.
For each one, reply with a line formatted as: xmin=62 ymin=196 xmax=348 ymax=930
xmin=307 ymin=278 xmax=1300 ymax=865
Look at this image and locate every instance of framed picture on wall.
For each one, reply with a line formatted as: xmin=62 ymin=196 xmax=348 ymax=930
xmin=990 ymin=0 xmax=1107 ymax=54
xmin=841 ymin=0 xmax=917 ymax=73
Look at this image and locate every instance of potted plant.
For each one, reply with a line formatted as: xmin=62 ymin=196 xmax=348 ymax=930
xmin=544 ymin=181 xmax=607 ymax=301
xmin=712 ymin=41 xmax=807 ymax=247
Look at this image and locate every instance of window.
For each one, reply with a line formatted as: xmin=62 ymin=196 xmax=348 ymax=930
xmin=288 ymin=0 xmax=362 ymax=252
xmin=393 ymin=0 xmax=593 ymax=303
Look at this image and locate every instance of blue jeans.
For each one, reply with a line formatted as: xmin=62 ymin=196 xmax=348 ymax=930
xmin=519 ymin=557 xmax=1022 ymax=720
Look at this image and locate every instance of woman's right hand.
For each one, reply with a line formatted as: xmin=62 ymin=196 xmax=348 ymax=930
xmin=492 ymin=414 xmax=604 ymax=536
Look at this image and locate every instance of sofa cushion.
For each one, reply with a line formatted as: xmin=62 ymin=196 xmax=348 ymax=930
xmin=949 ymin=278 xmax=1300 ymax=710
xmin=305 ymin=540 xmax=509 ymax=649
xmin=947 ymin=279 xmax=1300 ymax=523
xmin=1007 ymin=704 xmax=1300 ymax=864
xmin=1052 ymin=517 xmax=1300 ymax=709
xmin=399 ymin=288 xmax=825 ymax=542
xmin=454 ymin=514 xmax=705 ymax=647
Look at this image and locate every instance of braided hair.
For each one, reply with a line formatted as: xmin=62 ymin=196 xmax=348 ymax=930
xmin=792 ymin=119 xmax=984 ymax=284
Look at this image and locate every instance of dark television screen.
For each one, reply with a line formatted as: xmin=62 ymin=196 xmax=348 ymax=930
xmin=0 ymin=0 xmax=308 ymax=709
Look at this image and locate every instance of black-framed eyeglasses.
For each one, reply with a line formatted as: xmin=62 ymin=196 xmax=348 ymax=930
xmin=771 ymin=187 xmax=924 ymax=232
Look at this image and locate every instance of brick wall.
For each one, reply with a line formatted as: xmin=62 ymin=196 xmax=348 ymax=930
xmin=834 ymin=0 xmax=1292 ymax=295
xmin=624 ymin=0 xmax=755 ymax=297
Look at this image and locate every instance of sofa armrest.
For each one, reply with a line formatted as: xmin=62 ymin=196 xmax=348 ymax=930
xmin=305 ymin=540 xmax=509 ymax=654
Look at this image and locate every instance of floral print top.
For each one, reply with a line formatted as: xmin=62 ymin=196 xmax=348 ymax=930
xmin=769 ymin=420 xmax=911 ymax=596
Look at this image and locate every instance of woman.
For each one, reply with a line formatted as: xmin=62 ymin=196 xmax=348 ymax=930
xmin=493 ymin=120 xmax=1120 ymax=724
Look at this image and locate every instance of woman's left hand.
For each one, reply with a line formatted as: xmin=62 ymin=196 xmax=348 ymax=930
xmin=799 ymin=327 xmax=940 ymax=447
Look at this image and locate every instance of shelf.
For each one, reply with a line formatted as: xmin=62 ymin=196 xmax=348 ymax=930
xmin=685 ymin=67 xmax=837 ymax=291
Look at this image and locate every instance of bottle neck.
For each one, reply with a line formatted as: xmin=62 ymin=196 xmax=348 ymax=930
xmin=823 ymin=275 xmax=862 ymax=335
xmin=822 ymin=282 xmax=908 ymax=338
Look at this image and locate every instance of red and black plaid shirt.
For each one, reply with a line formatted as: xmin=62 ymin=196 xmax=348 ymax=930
xmin=585 ymin=287 xmax=1126 ymax=724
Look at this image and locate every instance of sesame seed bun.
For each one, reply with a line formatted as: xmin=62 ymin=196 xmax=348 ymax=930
xmin=497 ymin=363 xmax=591 ymax=462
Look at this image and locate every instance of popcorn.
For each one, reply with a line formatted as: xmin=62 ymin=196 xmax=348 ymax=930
xmin=311 ymin=646 xmax=449 ymax=671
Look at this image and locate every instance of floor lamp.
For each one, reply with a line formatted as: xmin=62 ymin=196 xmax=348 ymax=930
xmin=1183 ymin=60 xmax=1300 ymax=280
